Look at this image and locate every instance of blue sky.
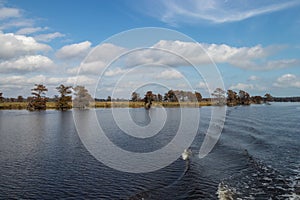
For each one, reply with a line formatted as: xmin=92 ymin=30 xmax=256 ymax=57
xmin=0 ymin=0 xmax=300 ymax=98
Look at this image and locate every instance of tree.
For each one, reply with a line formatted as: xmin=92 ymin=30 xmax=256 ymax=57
xmin=0 ymin=92 xmax=3 ymax=103
xmin=227 ymin=90 xmax=239 ymax=106
xmin=157 ymin=93 xmax=162 ymax=102
xmin=144 ymin=91 xmax=153 ymax=109
xmin=195 ymin=91 xmax=202 ymax=102
xmin=56 ymin=84 xmax=72 ymax=110
xmin=107 ymin=96 xmax=111 ymax=102
xmin=212 ymin=88 xmax=226 ymax=105
xmin=251 ymin=96 xmax=263 ymax=104
xmin=17 ymin=95 xmax=24 ymax=102
xmin=131 ymin=92 xmax=140 ymax=102
xmin=264 ymin=93 xmax=273 ymax=102
xmin=73 ymin=86 xmax=93 ymax=109
xmin=27 ymin=84 xmax=48 ymax=111
xmin=239 ymin=90 xmax=251 ymax=105
xmin=166 ymin=90 xmax=178 ymax=102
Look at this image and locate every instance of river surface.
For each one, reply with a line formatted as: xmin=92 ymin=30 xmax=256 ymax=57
xmin=0 ymin=103 xmax=299 ymax=199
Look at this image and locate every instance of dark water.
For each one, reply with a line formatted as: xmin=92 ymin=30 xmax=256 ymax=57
xmin=0 ymin=103 xmax=299 ymax=199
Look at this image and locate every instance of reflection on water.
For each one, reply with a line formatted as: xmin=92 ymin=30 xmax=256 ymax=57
xmin=0 ymin=103 xmax=299 ymax=199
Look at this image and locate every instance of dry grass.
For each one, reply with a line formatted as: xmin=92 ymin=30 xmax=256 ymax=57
xmin=0 ymin=101 xmax=215 ymax=110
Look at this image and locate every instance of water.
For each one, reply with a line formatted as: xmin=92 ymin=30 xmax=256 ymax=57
xmin=0 ymin=103 xmax=299 ymax=199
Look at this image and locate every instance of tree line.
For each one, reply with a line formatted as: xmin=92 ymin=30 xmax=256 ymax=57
xmin=1 ymin=85 xmax=300 ymax=111
xmin=0 ymin=84 xmax=92 ymax=111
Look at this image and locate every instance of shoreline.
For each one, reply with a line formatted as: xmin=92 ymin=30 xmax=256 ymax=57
xmin=0 ymin=101 xmax=215 ymax=110
xmin=1 ymin=101 xmax=299 ymax=110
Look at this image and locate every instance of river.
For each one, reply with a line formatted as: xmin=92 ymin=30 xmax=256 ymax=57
xmin=0 ymin=103 xmax=299 ymax=199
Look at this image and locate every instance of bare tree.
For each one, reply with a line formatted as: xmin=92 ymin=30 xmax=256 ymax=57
xmin=212 ymin=88 xmax=226 ymax=105
xmin=73 ymin=86 xmax=93 ymax=109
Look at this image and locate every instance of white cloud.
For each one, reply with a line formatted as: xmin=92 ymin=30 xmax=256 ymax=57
xmin=34 ymin=32 xmax=65 ymax=42
xmin=0 ymin=74 xmax=97 ymax=89
xmin=85 ymin=43 xmax=126 ymax=63
xmin=104 ymin=67 xmax=128 ymax=77
xmin=56 ymin=41 xmax=92 ymax=59
xmin=229 ymin=83 xmax=268 ymax=91
xmin=147 ymin=0 xmax=300 ymax=25
xmin=248 ymin=75 xmax=260 ymax=81
xmin=0 ymin=55 xmax=54 ymax=73
xmin=66 ymin=75 xmax=97 ymax=86
xmin=0 ymin=7 xmax=21 ymax=19
xmin=230 ymin=83 xmax=254 ymax=91
xmin=16 ymin=27 xmax=48 ymax=35
xmin=126 ymin=40 xmax=295 ymax=70
xmin=273 ymin=74 xmax=300 ymax=88
xmin=197 ymin=81 xmax=207 ymax=89
xmin=0 ymin=19 xmax=34 ymax=30
xmin=68 ymin=61 xmax=107 ymax=75
xmin=0 ymin=32 xmax=51 ymax=59
xmin=67 ymin=43 xmax=127 ymax=75
xmin=155 ymin=69 xmax=183 ymax=79
xmin=0 ymin=75 xmax=46 ymax=86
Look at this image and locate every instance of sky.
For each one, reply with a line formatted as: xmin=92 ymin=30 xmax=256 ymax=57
xmin=0 ymin=0 xmax=300 ymax=98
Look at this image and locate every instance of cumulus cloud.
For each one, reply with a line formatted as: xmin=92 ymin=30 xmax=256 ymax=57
xmin=125 ymin=40 xmax=296 ymax=70
xmin=142 ymin=0 xmax=300 ymax=25
xmin=0 ymin=32 xmax=51 ymax=59
xmin=104 ymin=67 xmax=128 ymax=77
xmin=66 ymin=75 xmax=97 ymax=86
xmin=56 ymin=41 xmax=92 ymax=60
xmin=155 ymin=69 xmax=183 ymax=79
xmin=0 ymin=55 xmax=54 ymax=73
xmin=0 ymin=75 xmax=46 ymax=86
xmin=34 ymin=32 xmax=65 ymax=42
xmin=229 ymin=83 xmax=268 ymax=91
xmin=85 ymin=43 xmax=126 ymax=63
xmin=67 ymin=43 xmax=127 ymax=75
xmin=248 ymin=75 xmax=260 ymax=81
xmin=67 ymin=61 xmax=107 ymax=75
xmin=0 ymin=74 xmax=96 ymax=88
xmin=0 ymin=7 xmax=21 ymax=19
xmin=0 ymin=19 xmax=34 ymax=30
xmin=16 ymin=27 xmax=48 ymax=35
xmin=230 ymin=83 xmax=254 ymax=91
xmin=273 ymin=74 xmax=300 ymax=88
xmin=197 ymin=81 xmax=207 ymax=89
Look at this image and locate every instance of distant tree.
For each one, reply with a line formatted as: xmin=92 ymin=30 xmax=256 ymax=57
xmin=212 ymin=88 xmax=226 ymax=105
xmin=131 ymin=92 xmax=140 ymax=102
xmin=251 ymin=96 xmax=263 ymax=104
xmin=264 ymin=93 xmax=273 ymax=102
xmin=27 ymin=84 xmax=48 ymax=111
xmin=17 ymin=95 xmax=24 ymax=102
xmin=227 ymin=90 xmax=239 ymax=106
xmin=157 ymin=93 xmax=163 ymax=102
xmin=144 ymin=91 xmax=153 ymax=109
xmin=0 ymin=92 xmax=3 ymax=102
xmin=107 ymin=96 xmax=111 ymax=102
xmin=166 ymin=90 xmax=178 ymax=102
xmin=56 ymin=84 xmax=72 ymax=110
xmin=195 ymin=91 xmax=202 ymax=102
xmin=239 ymin=90 xmax=251 ymax=105
xmin=73 ymin=86 xmax=93 ymax=109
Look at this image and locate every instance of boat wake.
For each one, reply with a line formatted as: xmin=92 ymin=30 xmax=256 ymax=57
xmin=217 ymin=149 xmax=300 ymax=199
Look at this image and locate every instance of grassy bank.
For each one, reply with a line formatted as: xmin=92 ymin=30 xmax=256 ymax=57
xmin=0 ymin=101 xmax=215 ymax=110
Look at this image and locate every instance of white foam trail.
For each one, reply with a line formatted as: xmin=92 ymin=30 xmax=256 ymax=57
xmin=217 ymin=182 xmax=237 ymax=200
